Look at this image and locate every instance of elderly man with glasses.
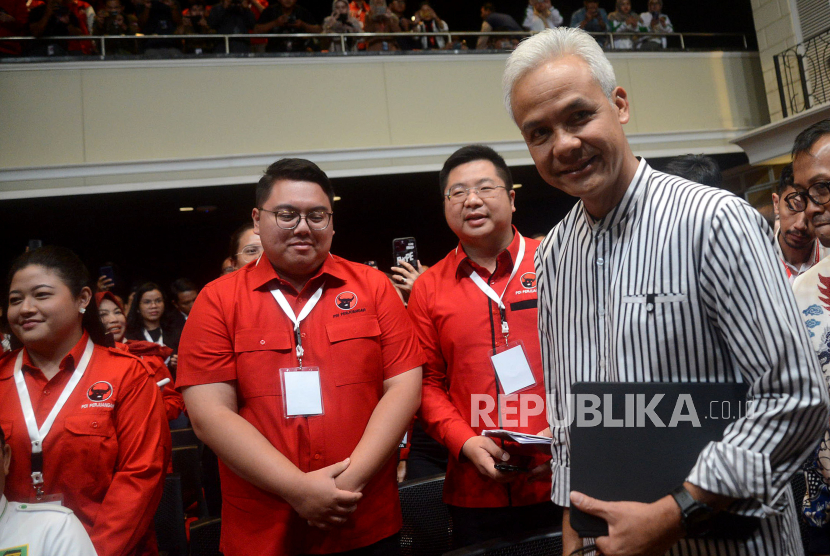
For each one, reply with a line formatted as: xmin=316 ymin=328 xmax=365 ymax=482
xmin=772 ymin=162 xmax=829 ymax=284
xmin=177 ymin=158 xmax=424 ymax=556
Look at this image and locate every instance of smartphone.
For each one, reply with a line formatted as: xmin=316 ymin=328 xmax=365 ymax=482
xmin=99 ymin=265 xmax=115 ymax=284
xmin=28 ymin=239 xmax=42 ymax=251
xmin=393 ymin=237 xmax=418 ymax=267
xmin=494 ymin=463 xmax=530 ymax=473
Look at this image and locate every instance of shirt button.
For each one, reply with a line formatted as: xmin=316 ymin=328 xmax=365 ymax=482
xmin=598 ymin=307 xmax=605 ymax=316
xmin=91 ymin=422 xmax=99 ymax=428
xmin=43 ymin=389 xmax=50 ymax=396
xmin=646 ymin=303 xmax=654 ymax=312
xmin=260 ymin=340 xmax=266 ymax=345
xmin=313 ymin=453 xmax=321 ymax=460
xmin=301 ymin=333 xmax=307 ymax=338
xmin=597 ymin=257 xmax=604 ymax=266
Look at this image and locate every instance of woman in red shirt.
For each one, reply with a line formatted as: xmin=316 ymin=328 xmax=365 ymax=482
xmin=0 ymin=246 xmax=170 ymax=556
xmin=97 ymin=291 xmax=184 ymax=421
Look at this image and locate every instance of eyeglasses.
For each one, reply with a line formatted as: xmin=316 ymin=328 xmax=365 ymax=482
xmin=784 ymin=181 xmax=830 ymax=212
xmin=444 ymin=184 xmax=507 ymax=204
xmin=236 ymin=244 xmax=263 ymax=258
xmin=259 ymin=208 xmax=333 ymax=230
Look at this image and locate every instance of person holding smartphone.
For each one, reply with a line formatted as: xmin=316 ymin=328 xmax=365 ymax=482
xmin=637 ymin=0 xmax=672 ymax=49
xmin=407 ymin=145 xmax=558 ymax=549
xmin=322 ymin=0 xmax=362 ymax=51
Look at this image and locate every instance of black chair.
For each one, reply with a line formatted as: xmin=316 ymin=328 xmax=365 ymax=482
xmin=189 ymin=516 xmax=223 ymax=556
xmin=441 ymin=527 xmax=562 ymax=556
xmin=172 ymin=445 xmax=209 ymax=519
xmin=171 ymin=427 xmax=200 ymax=448
xmin=399 ymin=474 xmax=453 ymax=556
xmin=154 ymin=473 xmax=189 ymax=556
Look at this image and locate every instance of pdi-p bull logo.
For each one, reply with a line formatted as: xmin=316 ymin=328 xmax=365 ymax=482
xmin=335 ymin=291 xmax=358 ymax=310
xmin=87 ymin=381 xmax=113 ymax=402
xmin=520 ymin=272 xmax=536 ymax=289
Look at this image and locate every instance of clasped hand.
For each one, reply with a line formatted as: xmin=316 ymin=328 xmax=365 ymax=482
xmin=287 ymin=458 xmax=363 ymax=529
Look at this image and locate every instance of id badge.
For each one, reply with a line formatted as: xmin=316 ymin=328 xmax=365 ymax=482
xmin=490 ymin=341 xmax=536 ymax=395
xmin=280 ymin=367 xmax=324 ymax=418
xmin=30 ymin=493 xmax=64 ymax=505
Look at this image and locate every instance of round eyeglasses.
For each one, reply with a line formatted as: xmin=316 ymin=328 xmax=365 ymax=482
xmin=444 ymin=184 xmax=507 ymax=204
xmin=784 ymin=181 xmax=830 ymax=212
xmin=236 ymin=244 xmax=263 ymax=258
xmin=259 ymin=208 xmax=333 ymax=230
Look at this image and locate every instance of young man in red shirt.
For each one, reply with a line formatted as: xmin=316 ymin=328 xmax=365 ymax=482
xmin=178 ymin=158 xmax=424 ymax=556
xmin=407 ymin=145 xmax=560 ymax=548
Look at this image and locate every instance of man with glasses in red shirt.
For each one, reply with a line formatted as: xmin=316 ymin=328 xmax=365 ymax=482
xmin=407 ymin=145 xmax=559 ymax=548
xmin=177 ymin=158 xmax=424 ymax=556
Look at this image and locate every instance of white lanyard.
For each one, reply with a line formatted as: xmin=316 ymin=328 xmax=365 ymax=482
xmin=143 ymin=328 xmax=163 ymax=346
xmin=271 ymin=284 xmax=325 ymax=367
xmin=468 ymin=234 xmax=525 ymax=343
xmin=14 ymin=338 xmax=94 ymax=489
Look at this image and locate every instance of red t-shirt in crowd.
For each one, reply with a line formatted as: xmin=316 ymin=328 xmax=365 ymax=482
xmin=0 ymin=333 xmax=171 ymax=556
xmin=176 ymin=253 xmax=425 ymax=555
xmin=407 ymin=230 xmax=552 ymax=508
xmin=117 ymin=340 xmax=185 ymax=421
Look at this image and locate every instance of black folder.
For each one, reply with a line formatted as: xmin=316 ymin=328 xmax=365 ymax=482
xmin=569 ymin=381 xmax=751 ymax=538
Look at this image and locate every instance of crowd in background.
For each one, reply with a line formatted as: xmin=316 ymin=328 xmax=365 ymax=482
xmin=0 ymin=0 xmax=675 ymax=56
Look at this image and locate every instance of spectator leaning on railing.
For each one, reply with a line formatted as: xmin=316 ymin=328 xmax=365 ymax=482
xmin=523 ymin=0 xmax=562 ymax=31
xmin=0 ymin=0 xmax=28 ymax=56
xmin=362 ymin=0 xmax=400 ymax=51
xmin=254 ymin=0 xmax=321 ymax=52
xmin=207 ymin=0 xmax=255 ymax=53
xmin=411 ymin=0 xmax=446 ymax=49
xmin=607 ymin=0 xmax=639 ymax=49
xmin=322 ymin=0 xmax=361 ymax=51
xmin=638 ymin=0 xmax=672 ymax=49
xmin=477 ymin=2 xmax=521 ymax=50
xmin=28 ymin=0 xmax=94 ymax=55
xmin=177 ymin=0 xmax=215 ymax=53
xmin=569 ymin=0 xmax=608 ymax=33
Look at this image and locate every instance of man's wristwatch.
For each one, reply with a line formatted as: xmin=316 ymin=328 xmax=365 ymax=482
xmin=670 ymin=485 xmax=715 ymax=537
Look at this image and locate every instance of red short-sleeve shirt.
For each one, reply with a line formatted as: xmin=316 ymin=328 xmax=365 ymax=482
xmin=0 ymin=333 xmax=171 ymax=556
xmin=407 ymin=230 xmax=552 ymax=508
xmin=177 ymin=253 xmax=424 ymax=555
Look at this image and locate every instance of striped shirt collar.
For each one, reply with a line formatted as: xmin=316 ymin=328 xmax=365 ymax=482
xmin=583 ymin=157 xmax=650 ymax=233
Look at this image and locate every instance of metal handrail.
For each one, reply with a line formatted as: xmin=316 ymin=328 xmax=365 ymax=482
xmin=1 ymin=30 xmax=750 ymax=59
xmin=772 ymin=26 xmax=830 ymax=118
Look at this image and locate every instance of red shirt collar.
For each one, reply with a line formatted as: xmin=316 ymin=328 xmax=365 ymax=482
xmin=21 ymin=330 xmax=90 ymax=376
xmin=249 ymin=252 xmax=348 ymax=294
xmin=452 ymin=226 xmax=522 ymax=280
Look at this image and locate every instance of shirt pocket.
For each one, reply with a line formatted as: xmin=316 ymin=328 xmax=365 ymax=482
xmin=326 ymin=316 xmax=383 ymax=386
xmin=61 ymin=414 xmax=117 ymax=491
xmin=234 ymin=328 xmax=292 ymax=399
xmin=621 ymin=292 xmax=687 ymax=310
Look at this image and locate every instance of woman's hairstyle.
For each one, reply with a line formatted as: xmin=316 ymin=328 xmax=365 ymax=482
xmin=4 ymin=246 xmax=111 ymax=346
xmin=125 ymin=282 xmax=168 ymax=337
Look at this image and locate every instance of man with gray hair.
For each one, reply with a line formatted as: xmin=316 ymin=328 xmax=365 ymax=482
xmin=503 ymin=27 xmax=829 ymax=555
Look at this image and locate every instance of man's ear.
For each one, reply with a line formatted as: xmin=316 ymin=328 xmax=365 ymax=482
xmin=772 ymin=193 xmax=780 ymax=218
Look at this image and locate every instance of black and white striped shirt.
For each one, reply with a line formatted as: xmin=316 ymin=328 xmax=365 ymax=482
xmin=537 ymin=159 xmax=830 ymax=554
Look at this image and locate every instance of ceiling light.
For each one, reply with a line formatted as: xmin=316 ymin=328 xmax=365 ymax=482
xmin=179 ymin=207 xmax=194 ymax=212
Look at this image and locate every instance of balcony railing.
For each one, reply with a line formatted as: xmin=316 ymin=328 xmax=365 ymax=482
xmin=0 ymin=30 xmax=750 ymax=62
xmin=773 ymin=27 xmax=830 ymax=118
